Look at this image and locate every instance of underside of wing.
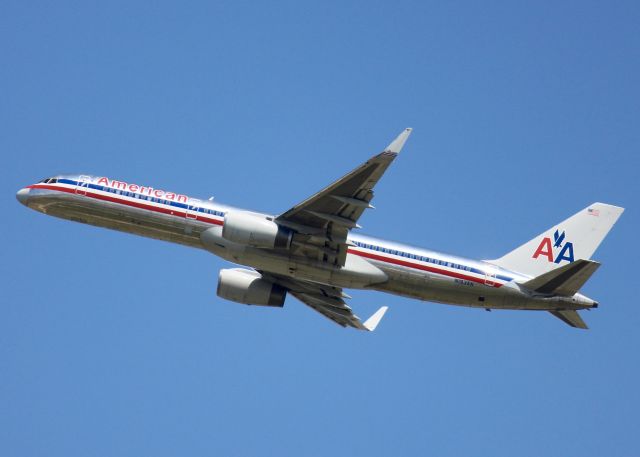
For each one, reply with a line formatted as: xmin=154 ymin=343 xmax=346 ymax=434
xmin=275 ymin=128 xmax=411 ymax=267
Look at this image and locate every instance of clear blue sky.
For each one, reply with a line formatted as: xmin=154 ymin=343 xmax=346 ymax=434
xmin=3 ymin=1 xmax=639 ymax=456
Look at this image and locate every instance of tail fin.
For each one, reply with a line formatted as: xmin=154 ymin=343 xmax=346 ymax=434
xmin=490 ymin=203 xmax=624 ymax=277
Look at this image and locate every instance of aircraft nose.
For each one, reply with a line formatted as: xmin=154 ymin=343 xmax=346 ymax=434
xmin=16 ymin=188 xmax=29 ymax=206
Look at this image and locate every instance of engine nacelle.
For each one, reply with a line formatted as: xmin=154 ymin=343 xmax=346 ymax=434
xmin=216 ymin=268 xmax=286 ymax=307
xmin=222 ymin=211 xmax=292 ymax=249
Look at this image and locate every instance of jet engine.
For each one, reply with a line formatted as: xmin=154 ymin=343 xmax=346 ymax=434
xmin=222 ymin=211 xmax=292 ymax=249
xmin=216 ymin=268 xmax=287 ymax=307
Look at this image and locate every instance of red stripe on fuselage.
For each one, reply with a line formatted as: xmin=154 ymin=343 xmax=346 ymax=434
xmin=26 ymin=183 xmax=223 ymax=226
xmin=347 ymin=248 xmax=502 ymax=288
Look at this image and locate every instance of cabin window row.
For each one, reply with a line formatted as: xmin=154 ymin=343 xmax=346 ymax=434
xmin=191 ymin=206 xmax=225 ymax=217
xmin=99 ymin=186 xmax=224 ymax=217
xmin=353 ymin=242 xmax=474 ymax=272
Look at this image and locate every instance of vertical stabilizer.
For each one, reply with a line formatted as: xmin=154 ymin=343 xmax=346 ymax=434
xmin=490 ymin=203 xmax=623 ymax=277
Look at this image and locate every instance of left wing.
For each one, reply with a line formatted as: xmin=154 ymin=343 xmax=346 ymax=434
xmin=275 ymin=128 xmax=412 ymax=267
xmin=263 ymin=273 xmax=388 ymax=331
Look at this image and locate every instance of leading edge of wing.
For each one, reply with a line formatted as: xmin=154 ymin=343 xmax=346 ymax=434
xmin=275 ymin=128 xmax=412 ymax=229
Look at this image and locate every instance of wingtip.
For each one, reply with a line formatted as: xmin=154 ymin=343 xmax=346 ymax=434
xmin=363 ymin=306 xmax=389 ymax=331
xmin=384 ymin=128 xmax=412 ymax=154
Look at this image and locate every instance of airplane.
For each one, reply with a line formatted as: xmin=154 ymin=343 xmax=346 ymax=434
xmin=16 ymin=128 xmax=624 ymax=331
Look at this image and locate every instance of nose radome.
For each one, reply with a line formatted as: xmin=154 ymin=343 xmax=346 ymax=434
xmin=16 ymin=188 xmax=29 ymax=205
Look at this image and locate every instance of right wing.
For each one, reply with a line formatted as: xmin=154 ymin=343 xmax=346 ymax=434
xmin=263 ymin=273 xmax=388 ymax=331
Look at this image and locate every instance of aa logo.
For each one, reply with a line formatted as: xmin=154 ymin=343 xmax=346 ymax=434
xmin=532 ymin=229 xmax=575 ymax=264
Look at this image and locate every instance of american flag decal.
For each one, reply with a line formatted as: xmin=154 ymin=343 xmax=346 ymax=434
xmin=588 ymin=208 xmax=600 ymax=216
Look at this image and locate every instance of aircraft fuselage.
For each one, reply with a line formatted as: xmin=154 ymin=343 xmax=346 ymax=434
xmin=17 ymin=174 xmax=596 ymax=313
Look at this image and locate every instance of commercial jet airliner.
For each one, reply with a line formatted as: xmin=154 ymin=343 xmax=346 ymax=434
xmin=17 ymin=129 xmax=624 ymax=330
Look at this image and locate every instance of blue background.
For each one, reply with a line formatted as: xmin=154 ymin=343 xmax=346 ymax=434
xmin=2 ymin=1 xmax=639 ymax=455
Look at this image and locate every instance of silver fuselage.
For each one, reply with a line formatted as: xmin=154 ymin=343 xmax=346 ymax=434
xmin=17 ymin=174 xmax=597 ymax=312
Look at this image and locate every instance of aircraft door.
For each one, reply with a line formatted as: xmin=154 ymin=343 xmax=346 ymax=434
xmin=186 ymin=199 xmax=200 ymax=220
xmin=184 ymin=199 xmax=201 ymax=235
xmin=484 ymin=266 xmax=497 ymax=287
xmin=75 ymin=175 xmax=91 ymax=196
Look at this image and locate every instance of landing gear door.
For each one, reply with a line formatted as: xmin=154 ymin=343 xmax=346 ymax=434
xmin=75 ymin=175 xmax=92 ymax=196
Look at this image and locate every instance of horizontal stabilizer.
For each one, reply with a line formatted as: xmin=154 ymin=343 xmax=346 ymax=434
xmin=549 ymin=310 xmax=588 ymax=329
xmin=522 ymin=259 xmax=600 ymax=296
